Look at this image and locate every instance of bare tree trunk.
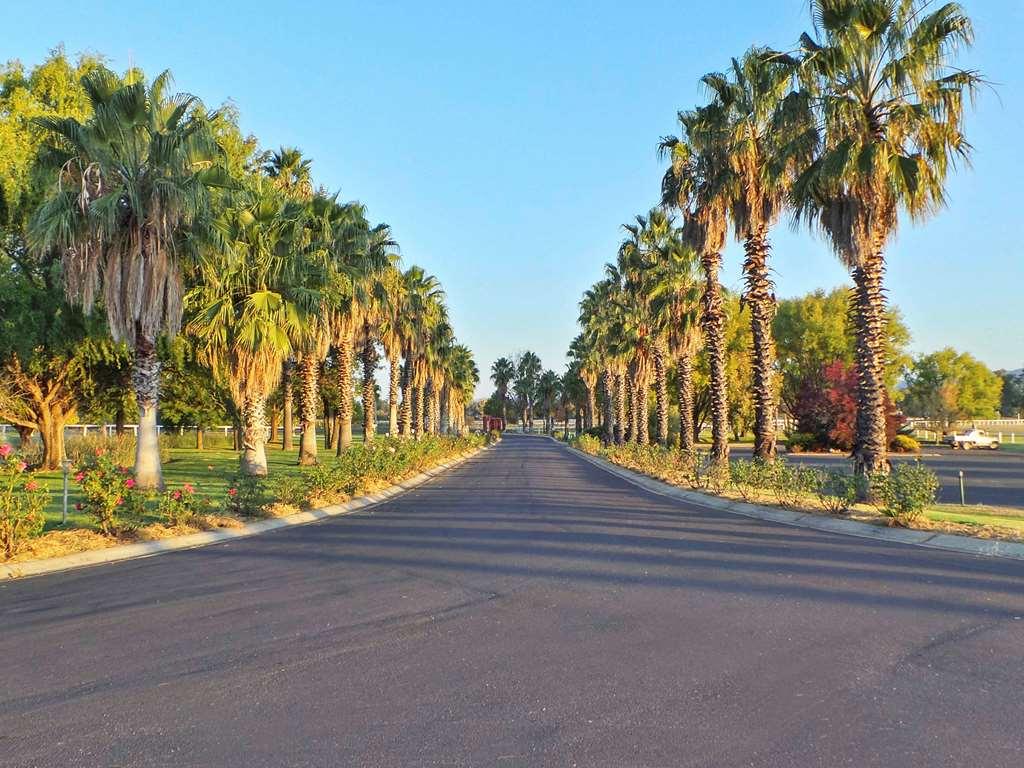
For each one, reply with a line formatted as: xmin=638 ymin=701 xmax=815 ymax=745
xmin=362 ymin=334 xmax=378 ymax=444
xmin=282 ymin=358 xmax=295 ymax=450
xmin=744 ymin=227 xmax=778 ymax=460
xmin=411 ymin=386 xmax=423 ymax=441
xmin=196 ymin=428 xmax=204 ymax=451
xmin=637 ymin=370 xmax=650 ymax=446
xmin=240 ymin=393 xmax=269 ymax=476
xmin=298 ymin=353 xmax=319 ymax=465
xmin=132 ymin=334 xmax=163 ymax=489
xmin=39 ymin=407 xmax=66 ymax=470
xmin=626 ymin=362 xmax=638 ymax=444
xmin=440 ymin=385 xmax=450 ymax=434
xmin=585 ymin=385 xmax=596 ymax=431
xmin=702 ymin=252 xmax=730 ymax=464
xmin=268 ymin=409 xmax=278 ymax=452
xmin=677 ymin=353 xmax=695 ymax=455
xmin=336 ymin=330 xmax=354 ymax=453
xmin=851 ymin=247 xmax=890 ymax=485
xmin=388 ymin=355 xmax=401 ymax=437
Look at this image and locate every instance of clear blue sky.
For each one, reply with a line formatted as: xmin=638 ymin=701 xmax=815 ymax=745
xmin=4 ymin=1 xmax=1022 ymax=396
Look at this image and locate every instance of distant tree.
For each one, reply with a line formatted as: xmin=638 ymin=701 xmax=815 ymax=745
xmin=512 ymin=351 xmax=542 ymax=430
xmin=902 ymin=349 xmax=1003 ymax=426
xmin=998 ymin=370 xmax=1024 ymax=418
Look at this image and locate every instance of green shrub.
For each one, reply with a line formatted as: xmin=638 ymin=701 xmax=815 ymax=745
xmin=890 ymin=434 xmax=921 ymax=453
xmin=815 ymin=470 xmax=858 ymax=515
xmin=768 ymin=461 xmax=819 ymax=508
xmin=729 ymin=459 xmax=774 ymax=502
xmin=222 ymin=474 xmax=268 ymax=518
xmin=0 ymin=445 xmax=48 ymax=559
xmin=574 ymin=435 xmax=603 ymax=454
xmin=872 ymin=462 xmax=939 ymax=526
xmin=785 ymin=432 xmax=817 ymax=454
xmin=266 ymin=473 xmax=310 ymax=508
xmin=74 ymin=450 xmax=147 ymax=535
xmin=157 ymin=483 xmax=205 ymax=526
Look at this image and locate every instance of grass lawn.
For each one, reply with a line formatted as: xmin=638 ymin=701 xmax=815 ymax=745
xmin=32 ymin=440 xmax=363 ymax=532
xmin=925 ymin=504 xmax=1024 ymax=533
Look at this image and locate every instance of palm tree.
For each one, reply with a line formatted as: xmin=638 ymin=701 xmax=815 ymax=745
xmin=649 ymin=226 xmax=702 ymax=454
xmin=701 ymin=50 xmax=813 ymax=460
xmin=661 ymin=106 xmax=732 ymax=464
xmin=579 ymin=278 xmax=621 ymax=445
xmin=444 ymin=344 xmax=478 ymax=435
xmin=513 ymin=351 xmax=542 ymax=431
xmin=396 ymin=266 xmax=445 ymax=438
xmin=186 ymin=180 xmax=314 ymax=475
xmin=567 ymin=336 xmax=598 ymax=431
xmin=490 ymin=357 xmax=515 ymax=421
xmin=793 ymin=0 xmax=979 ymax=479
xmin=31 ymin=69 xmax=221 ymax=488
xmin=375 ymin=263 xmax=407 ymax=437
xmin=265 ymin=146 xmax=313 ymax=199
xmin=537 ymin=369 xmax=561 ymax=434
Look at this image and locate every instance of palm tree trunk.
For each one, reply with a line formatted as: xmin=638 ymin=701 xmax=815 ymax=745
xmin=653 ymin=347 xmax=668 ymax=446
xmin=744 ymin=227 xmax=778 ymax=460
xmin=626 ymin=362 xmax=638 ymax=444
xmin=132 ymin=334 xmax=163 ymax=489
xmin=411 ymin=385 xmax=423 ymax=440
xmin=424 ymin=378 xmax=437 ymax=435
xmin=282 ymin=358 xmax=295 ymax=450
xmin=851 ymin=248 xmax=890 ymax=483
xmin=585 ymin=384 xmax=596 ymax=432
xmin=362 ymin=335 xmax=378 ymax=444
xmin=440 ymin=385 xmax=450 ymax=434
xmin=677 ymin=352 xmax=695 ymax=455
xmin=240 ymin=392 xmax=269 ymax=476
xmin=637 ymin=370 xmax=650 ymax=446
xmin=399 ymin=356 xmax=413 ymax=438
xmin=336 ymin=330 xmax=354 ymax=453
xmin=701 ymin=251 xmax=730 ymax=463
xmin=298 ymin=353 xmax=319 ymax=465
xmin=602 ymin=368 xmax=615 ymax=445
xmin=388 ymin=355 xmax=401 ymax=437
xmin=613 ymin=370 xmax=626 ymax=445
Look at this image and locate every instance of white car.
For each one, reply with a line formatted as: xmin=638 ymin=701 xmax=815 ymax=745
xmin=943 ymin=428 xmax=1000 ymax=450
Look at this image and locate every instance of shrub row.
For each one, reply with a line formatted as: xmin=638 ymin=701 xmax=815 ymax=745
xmin=572 ymin=439 xmax=940 ymax=527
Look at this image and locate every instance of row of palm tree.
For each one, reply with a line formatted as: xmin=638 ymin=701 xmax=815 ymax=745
xmin=29 ymin=67 xmax=478 ymax=486
xmin=570 ymin=0 xmax=979 ymax=487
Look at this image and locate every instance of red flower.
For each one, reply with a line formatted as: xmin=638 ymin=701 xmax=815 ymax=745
xmin=125 ymin=478 xmax=136 ymax=489
xmin=16 ymin=461 xmax=27 ymax=472
xmin=172 ymin=490 xmax=182 ymax=500
xmin=25 ymin=480 xmax=39 ymax=491
xmin=0 ymin=444 xmax=12 ymax=458
xmin=74 ymin=472 xmax=86 ymax=482
xmin=116 ymin=496 xmax=124 ymax=506
xmin=183 ymin=483 xmax=195 ymax=494
xmin=75 ymin=502 xmax=83 ymax=511
xmin=228 ymin=488 xmax=238 ymax=497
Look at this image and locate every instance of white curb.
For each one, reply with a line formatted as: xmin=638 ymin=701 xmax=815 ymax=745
xmin=561 ymin=441 xmax=1024 ymax=563
xmin=0 ymin=445 xmax=489 ymax=581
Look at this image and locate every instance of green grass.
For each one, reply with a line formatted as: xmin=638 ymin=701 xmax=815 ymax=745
xmin=925 ymin=504 xmax=1024 ymax=532
xmin=32 ymin=441 xmax=363 ymax=531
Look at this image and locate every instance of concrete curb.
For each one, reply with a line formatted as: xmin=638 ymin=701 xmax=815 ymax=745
xmin=559 ymin=441 xmax=1024 ymax=563
xmin=0 ymin=445 xmax=489 ymax=581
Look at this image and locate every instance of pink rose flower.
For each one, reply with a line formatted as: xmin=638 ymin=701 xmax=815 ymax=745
xmin=0 ymin=444 xmax=12 ymax=458
xmin=125 ymin=478 xmax=136 ymax=489
xmin=74 ymin=472 xmax=86 ymax=482
xmin=115 ymin=496 xmax=124 ymax=506
xmin=25 ymin=480 xmax=39 ymax=491
xmin=172 ymin=490 xmax=182 ymax=500
xmin=228 ymin=488 xmax=238 ymax=497
xmin=16 ymin=461 xmax=27 ymax=472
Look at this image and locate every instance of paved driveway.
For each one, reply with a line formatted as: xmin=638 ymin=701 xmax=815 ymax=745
xmin=2 ymin=435 xmax=1023 ymax=766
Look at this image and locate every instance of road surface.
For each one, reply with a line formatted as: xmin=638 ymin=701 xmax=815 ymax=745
xmin=731 ymin=444 xmax=1024 ymax=509
xmin=2 ymin=435 xmax=1023 ymax=767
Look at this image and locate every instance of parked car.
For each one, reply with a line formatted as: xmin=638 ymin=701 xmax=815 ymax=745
xmin=943 ymin=428 xmax=1000 ymax=450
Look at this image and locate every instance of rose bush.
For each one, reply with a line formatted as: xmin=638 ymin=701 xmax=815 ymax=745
xmin=0 ymin=444 xmax=49 ymax=559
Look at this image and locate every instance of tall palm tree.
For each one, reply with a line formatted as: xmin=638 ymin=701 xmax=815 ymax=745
xmin=793 ymin=0 xmax=979 ymax=479
xmin=186 ymin=180 xmax=314 ymax=475
xmin=649 ymin=226 xmax=702 ymax=454
xmin=376 ymin=263 xmax=408 ymax=437
xmin=661 ymin=106 xmax=732 ymax=464
xmin=490 ymin=357 xmax=515 ymax=421
xmin=31 ymin=69 xmax=221 ymax=488
xmin=579 ymin=278 xmax=622 ymax=445
xmin=264 ymin=147 xmax=313 ymax=199
xmin=513 ymin=351 xmax=542 ymax=431
xmin=396 ymin=266 xmax=445 ymax=439
xmin=567 ymin=335 xmax=598 ymax=431
xmin=701 ymin=50 xmax=813 ymax=460
xmin=444 ymin=344 xmax=478 ymax=435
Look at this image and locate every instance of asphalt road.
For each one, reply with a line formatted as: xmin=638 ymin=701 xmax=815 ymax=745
xmin=3 ymin=435 xmax=1024 ymax=767
xmin=732 ymin=444 xmax=1024 ymax=509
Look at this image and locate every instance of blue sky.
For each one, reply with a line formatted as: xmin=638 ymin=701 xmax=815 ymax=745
xmin=4 ymin=1 xmax=1022 ymax=396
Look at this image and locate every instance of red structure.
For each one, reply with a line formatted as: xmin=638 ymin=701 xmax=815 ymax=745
xmin=482 ymin=416 xmax=506 ymax=433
